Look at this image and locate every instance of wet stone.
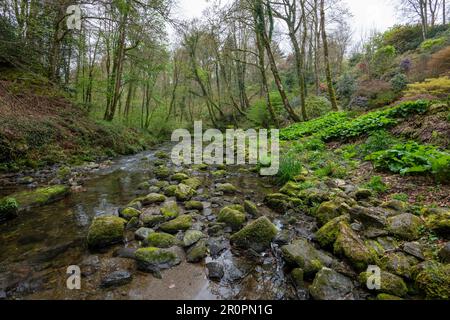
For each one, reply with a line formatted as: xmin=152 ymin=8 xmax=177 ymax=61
xmin=100 ymin=271 xmax=133 ymax=288
xmin=206 ymin=262 xmax=225 ymax=281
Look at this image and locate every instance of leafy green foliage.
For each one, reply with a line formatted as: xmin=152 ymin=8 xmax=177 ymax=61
xmin=304 ymin=95 xmax=332 ymax=119
xmin=364 ymin=176 xmax=389 ymax=194
xmin=247 ymin=92 xmax=285 ymax=127
xmin=390 ymin=73 xmax=408 ymax=93
xmin=366 ymin=142 xmax=450 ymax=183
xmin=280 ymin=112 xmax=349 ymax=140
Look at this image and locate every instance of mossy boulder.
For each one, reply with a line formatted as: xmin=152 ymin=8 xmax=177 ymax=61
xmin=185 ymin=201 xmax=204 ymax=211
xmin=218 ymin=207 xmax=246 ymax=231
xmin=142 ymin=193 xmax=166 ymax=206
xmin=387 ymin=213 xmax=422 ymax=241
xmin=334 ymin=222 xmax=375 ymax=271
xmin=244 ymin=200 xmax=258 ymax=217
xmin=9 ymin=185 xmax=69 ymax=211
xmin=315 ymin=199 xmax=350 ymax=226
xmin=137 ymin=181 xmax=151 ymax=191
xmin=193 ymin=164 xmax=209 ymax=171
xmin=135 ymin=247 xmax=181 ymax=273
xmin=183 ymin=230 xmax=205 ymax=247
xmin=217 ymin=183 xmax=237 ymax=194
xmin=280 ymin=182 xmax=302 ymax=197
xmin=424 ymin=209 xmax=450 ymax=238
xmin=87 ymin=216 xmax=126 ymax=249
xmin=0 ymin=197 xmax=19 ymax=223
xmin=174 ymin=184 xmax=196 ymax=201
xmin=315 ymin=215 xmax=350 ymax=248
xmin=281 ymin=239 xmax=334 ymax=277
xmin=291 ymin=268 xmax=304 ymax=287
xmin=186 ymin=239 xmax=208 ymax=263
xmin=380 ymin=252 xmax=418 ymax=279
xmin=310 ymin=268 xmax=355 ymax=300
xmin=160 ymin=201 xmax=180 ymax=220
xmin=119 ymin=207 xmax=141 ymax=221
xmin=414 ymin=261 xmax=450 ymax=299
xmin=170 ymin=173 xmax=189 ymax=182
xmin=298 ymin=188 xmax=330 ymax=206
xmin=359 ymin=270 xmax=408 ymax=297
xmin=145 ymin=232 xmax=178 ymax=248
xmin=163 ymin=185 xmax=178 ymax=197
xmin=230 ymin=216 xmax=278 ymax=252
xmin=160 ymin=215 xmax=193 ymax=234
xmin=348 ymin=206 xmax=388 ymax=228
xmin=183 ymin=178 xmax=202 ymax=190
xmin=354 ymin=188 xmax=372 ymax=201
xmin=382 ymin=200 xmax=409 ymax=212
xmin=154 ymin=166 xmax=171 ymax=179
xmin=264 ymin=193 xmax=291 ymax=212
xmin=135 ymin=227 xmax=154 ymax=241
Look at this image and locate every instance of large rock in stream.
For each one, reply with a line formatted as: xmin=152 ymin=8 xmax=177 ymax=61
xmin=230 ymin=217 xmax=278 ymax=252
xmin=135 ymin=247 xmax=182 ymax=274
xmin=310 ymin=268 xmax=355 ymax=300
xmin=87 ymin=216 xmax=127 ymax=250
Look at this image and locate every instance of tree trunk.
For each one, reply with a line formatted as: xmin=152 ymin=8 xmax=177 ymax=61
xmin=320 ymin=0 xmax=339 ymax=111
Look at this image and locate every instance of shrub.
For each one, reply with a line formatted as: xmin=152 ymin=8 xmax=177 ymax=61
xmin=248 ymin=92 xmax=285 ymax=127
xmin=427 ymin=46 xmax=450 ymax=77
xmin=405 ymin=77 xmax=450 ymax=99
xmin=360 ymin=130 xmax=400 ymax=157
xmin=305 ymin=95 xmax=332 ymax=119
xmin=314 ymin=161 xmax=348 ymax=179
xmin=390 ymin=73 xmax=408 ymax=93
xmin=420 ymin=37 xmax=447 ymax=51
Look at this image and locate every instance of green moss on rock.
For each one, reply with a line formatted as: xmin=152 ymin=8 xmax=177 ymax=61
xmin=0 ymin=197 xmax=19 ymax=223
xmin=135 ymin=247 xmax=181 ymax=272
xmin=174 ymin=184 xmax=196 ymax=201
xmin=154 ymin=166 xmax=171 ymax=179
xmin=142 ymin=193 xmax=166 ymax=205
xmin=230 ymin=217 xmax=278 ymax=252
xmin=334 ymin=222 xmax=375 ymax=271
xmin=244 ymin=200 xmax=258 ymax=217
xmin=414 ymin=261 xmax=450 ymax=300
xmin=87 ymin=216 xmax=126 ymax=249
xmin=10 ymin=185 xmax=69 ymax=210
xmin=120 ymin=207 xmax=141 ymax=221
xmin=183 ymin=178 xmax=202 ymax=190
xmin=145 ymin=232 xmax=177 ymax=248
xmin=218 ymin=207 xmax=246 ymax=231
xmin=217 ymin=183 xmax=237 ymax=194
xmin=387 ymin=213 xmax=422 ymax=241
xmin=185 ymin=201 xmax=204 ymax=211
xmin=315 ymin=199 xmax=350 ymax=226
xmin=183 ymin=230 xmax=205 ymax=247
xmin=164 ymin=185 xmax=178 ymax=197
xmin=160 ymin=215 xmax=193 ymax=233
xmin=160 ymin=201 xmax=180 ymax=220
xmin=171 ymin=173 xmax=189 ymax=182
xmin=186 ymin=239 xmax=208 ymax=263
xmin=359 ymin=270 xmax=408 ymax=297
xmin=315 ymin=215 xmax=350 ymax=248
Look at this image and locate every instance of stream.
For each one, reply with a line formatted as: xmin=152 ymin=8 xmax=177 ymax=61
xmin=0 ymin=143 xmax=315 ymax=300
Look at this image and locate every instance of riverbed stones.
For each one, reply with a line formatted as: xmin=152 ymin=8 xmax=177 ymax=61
xmin=185 ymin=201 xmax=204 ymax=211
xmin=402 ymin=242 xmax=425 ymax=260
xmin=145 ymin=232 xmax=178 ymax=248
xmin=206 ymin=262 xmax=225 ymax=281
xmin=135 ymin=227 xmax=154 ymax=240
xmin=160 ymin=201 xmax=180 ymax=220
xmin=186 ymin=239 xmax=208 ymax=263
xmin=135 ymin=247 xmax=181 ymax=273
xmin=315 ymin=199 xmax=350 ymax=226
xmin=359 ymin=270 xmax=408 ymax=297
xmin=217 ymin=207 xmax=246 ymax=231
xmin=142 ymin=214 xmax=166 ymax=227
xmin=119 ymin=207 xmax=141 ymax=221
xmin=334 ymin=222 xmax=374 ymax=271
xmin=87 ymin=216 xmax=127 ymax=249
xmin=100 ymin=271 xmax=133 ymax=288
xmin=387 ymin=213 xmax=422 ymax=241
xmin=159 ymin=215 xmax=193 ymax=233
xmin=380 ymin=252 xmax=418 ymax=279
xmin=230 ymin=217 xmax=278 ymax=252
xmin=0 ymin=197 xmax=18 ymax=223
xmin=183 ymin=230 xmax=205 ymax=247
xmin=309 ymin=268 xmax=355 ymax=300
xmin=174 ymin=184 xmax=196 ymax=201
xmin=281 ymin=238 xmax=334 ymax=277
xmin=264 ymin=193 xmax=291 ymax=212
xmin=423 ymin=208 xmax=450 ymax=238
